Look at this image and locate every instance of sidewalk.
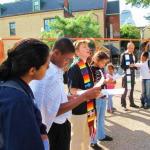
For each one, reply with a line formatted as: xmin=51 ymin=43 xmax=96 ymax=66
xmin=99 ymin=78 xmax=150 ymax=150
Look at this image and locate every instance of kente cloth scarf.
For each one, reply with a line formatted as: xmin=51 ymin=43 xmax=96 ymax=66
xmin=77 ymin=59 xmax=96 ymax=139
xmin=124 ymin=52 xmax=135 ymax=90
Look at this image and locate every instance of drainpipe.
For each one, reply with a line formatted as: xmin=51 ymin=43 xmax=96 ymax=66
xmin=0 ymin=39 xmax=4 ymax=63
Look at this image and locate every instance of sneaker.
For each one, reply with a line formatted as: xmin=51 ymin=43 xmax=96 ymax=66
xmin=112 ymin=107 xmax=117 ymax=111
xmin=122 ymin=107 xmax=128 ymax=111
xmin=90 ymin=143 xmax=103 ymax=150
xmin=144 ymin=103 xmax=148 ymax=109
xmin=130 ymin=104 xmax=139 ymax=108
xmin=100 ymin=135 xmax=113 ymax=141
xmin=107 ymin=109 xmax=113 ymax=113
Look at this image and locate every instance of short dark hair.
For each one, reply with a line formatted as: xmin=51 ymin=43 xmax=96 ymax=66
xmin=107 ymin=63 xmax=115 ymax=70
xmin=0 ymin=38 xmax=49 ymax=81
xmin=142 ymin=51 xmax=149 ymax=59
xmin=52 ymin=38 xmax=75 ymax=54
xmin=93 ymin=51 xmax=109 ymax=61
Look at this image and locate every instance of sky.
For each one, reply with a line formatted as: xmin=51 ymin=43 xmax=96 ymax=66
xmin=119 ymin=0 xmax=150 ymax=27
xmin=0 ymin=0 xmax=150 ymax=27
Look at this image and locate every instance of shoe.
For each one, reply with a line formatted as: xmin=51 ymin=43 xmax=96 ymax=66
xmin=107 ymin=109 xmax=113 ymax=113
xmin=140 ymin=105 xmax=144 ymax=108
xmin=144 ymin=105 xmax=148 ymax=109
xmin=130 ymin=104 xmax=139 ymax=108
xmin=122 ymin=107 xmax=128 ymax=111
xmin=100 ymin=135 xmax=113 ymax=141
xmin=144 ymin=103 xmax=148 ymax=109
xmin=90 ymin=143 xmax=103 ymax=150
xmin=112 ymin=107 xmax=117 ymax=111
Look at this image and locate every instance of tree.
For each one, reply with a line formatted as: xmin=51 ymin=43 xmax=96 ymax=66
xmin=125 ymin=0 xmax=150 ymax=7
xmin=120 ymin=24 xmax=140 ymax=39
xmin=41 ymin=13 xmax=101 ymax=47
xmin=120 ymin=24 xmax=140 ymax=51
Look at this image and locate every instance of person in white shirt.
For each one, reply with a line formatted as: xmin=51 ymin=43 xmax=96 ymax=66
xmin=30 ymin=38 xmax=100 ymax=150
xmin=134 ymin=51 xmax=150 ymax=109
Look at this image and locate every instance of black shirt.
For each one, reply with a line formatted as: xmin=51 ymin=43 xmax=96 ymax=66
xmin=68 ymin=63 xmax=94 ymax=115
xmin=90 ymin=66 xmax=106 ymax=90
xmin=120 ymin=52 xmax=137 ymax=71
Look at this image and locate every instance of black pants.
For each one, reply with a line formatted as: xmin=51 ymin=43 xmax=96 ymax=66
xmin=121 ymin=75 xmax=135 ymax=107
xmin=48 ymin=120 xmax=71 ymax=150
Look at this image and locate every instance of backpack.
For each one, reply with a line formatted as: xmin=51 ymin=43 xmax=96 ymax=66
xmin=0 ymin=80 xmax=27 ymax=149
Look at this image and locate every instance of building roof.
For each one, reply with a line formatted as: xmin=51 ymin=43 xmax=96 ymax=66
xmin=104 ymin=44 xmax=120 ymax=56
xmin=71 ymin=0 xmax=103 ymax=12
xmin=0 ymin=0 xmax=63 ymax=17
xmin=0 ymin=0 xmax=103 ymax=17
xmin=106 ymin=0 xmax=119 ymax=15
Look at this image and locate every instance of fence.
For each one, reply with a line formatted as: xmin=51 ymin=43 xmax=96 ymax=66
xmin=0 ymin=37 xmax=150 ymax=63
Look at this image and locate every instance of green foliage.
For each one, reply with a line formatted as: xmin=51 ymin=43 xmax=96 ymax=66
xmin=120 ymin=24 xmax=141 ymax=51
xmin=41 ymin=13 xmax=101 ymax=48
xmin=125 ymin=0 xmax=150 ymax=7
xmin=120 ymin=24 xmax=140 ymax=39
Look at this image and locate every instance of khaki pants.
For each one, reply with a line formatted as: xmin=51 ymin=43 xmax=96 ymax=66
xmin=70 ymin=114 xmax=90 ymax=150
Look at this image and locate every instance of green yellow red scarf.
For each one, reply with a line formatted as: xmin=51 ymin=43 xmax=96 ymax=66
xmin=77 ymin=59 xmax=96 ymax=138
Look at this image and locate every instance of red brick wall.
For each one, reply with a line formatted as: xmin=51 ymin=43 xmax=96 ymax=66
xmin=106 ymin=15 xmax=120 ymax=38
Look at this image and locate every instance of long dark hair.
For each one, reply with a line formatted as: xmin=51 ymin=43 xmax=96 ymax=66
xmin=0 ymin=38 xmax=49 ymax=81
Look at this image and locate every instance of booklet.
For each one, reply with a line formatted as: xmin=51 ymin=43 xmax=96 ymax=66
xmin=101 ymin=88 xmax=125 ymax=96
xmin=77 ymin=88 xmax=125 ymax=96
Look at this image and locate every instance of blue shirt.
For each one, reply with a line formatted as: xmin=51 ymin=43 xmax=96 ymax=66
xmin=0 ymin=78 xmax=45 ymax=150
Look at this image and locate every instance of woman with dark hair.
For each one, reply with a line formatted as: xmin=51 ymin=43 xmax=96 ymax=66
xmin=0 ymin=38 xmax=50 ymax=150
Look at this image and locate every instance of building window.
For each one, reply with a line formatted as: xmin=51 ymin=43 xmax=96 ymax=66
xmin=9 ymin=22 xmax=16 ymax=36
xmin=44 ymin=18 xmax=55 ymax=32
xmin=33 ymin=0 xmax=40 ymax=12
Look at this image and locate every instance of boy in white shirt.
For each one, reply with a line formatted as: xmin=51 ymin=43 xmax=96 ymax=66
xmin=134 ymin=51 xmax=150 ymax=109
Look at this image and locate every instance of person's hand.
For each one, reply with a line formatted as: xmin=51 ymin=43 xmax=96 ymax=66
xmin=113 ymin=80 xmax=116 ymax=84
xmin=82 ymin=87 xmax=101 ymax=100
xmin=41 ymin=135 xmax=49 ymax=150
xmin=129 ymin=64 xmax=135 ymax=67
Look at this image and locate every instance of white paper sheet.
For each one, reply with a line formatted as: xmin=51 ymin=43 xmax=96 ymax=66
xmin=77 ymin=88 xmax=125 ymax=96
xmin=101 ymin=88 xmax=125 ymax=96
xmin=94 ymin=75 xmax=105 ymax=87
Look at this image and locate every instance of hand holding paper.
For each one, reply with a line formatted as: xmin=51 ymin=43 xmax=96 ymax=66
xmin=77 ymin=88 xmax=125 ymax=97
xmin=77 ymin=87 xmax=101 ymax=99
xmin=94 ymin=75 xmax=105 ymax=87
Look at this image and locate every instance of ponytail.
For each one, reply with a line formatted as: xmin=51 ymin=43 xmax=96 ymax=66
xmin=0 ymin=52 xmax=12 ymax=81
xmin=0 ymin=38 xmax=49 ymax=81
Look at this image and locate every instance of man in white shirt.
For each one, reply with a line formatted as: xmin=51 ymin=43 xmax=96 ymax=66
xmin=30 ymin=38 xmax=100 ymax=150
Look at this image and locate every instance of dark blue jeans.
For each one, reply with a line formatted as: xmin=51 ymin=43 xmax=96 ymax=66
xmin=141 ymin=79 xmax=150 ymax=106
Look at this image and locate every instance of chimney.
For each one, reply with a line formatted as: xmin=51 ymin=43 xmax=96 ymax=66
xmin=103 ymin=0 xmax=108 ymax=38
xmin=32 ymin=0 xmax=41 ymax=12
xmin=64 ymin=0 xmax=73 ymax=17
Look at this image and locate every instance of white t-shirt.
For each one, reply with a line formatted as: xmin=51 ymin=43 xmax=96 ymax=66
xmin=30 ymin=62 xmax=71 ymax=132
xmin=135 ymin=60 xmax=150 ymax=79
